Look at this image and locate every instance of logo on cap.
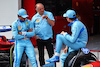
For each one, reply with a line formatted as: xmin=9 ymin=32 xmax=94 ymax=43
xmin=24 ymin=11 xmax=26 ymax=14
xmin=18 ymin=9 xmax=29 ymax=18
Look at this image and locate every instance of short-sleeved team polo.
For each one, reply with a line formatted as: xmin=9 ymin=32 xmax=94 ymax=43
xmin=32 ymin=11 xmax=55 ymax=40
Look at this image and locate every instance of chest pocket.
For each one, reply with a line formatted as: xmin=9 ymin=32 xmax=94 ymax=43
xmin=17 ymin=22 xmax=30 ymax=31
xmin=25 ymin=22 xmax=30 ymax=31
xmin=34 ymin=18 xmax=41 ymax=27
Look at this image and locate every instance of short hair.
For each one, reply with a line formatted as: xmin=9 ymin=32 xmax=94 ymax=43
xmin=35 ymin=3 xmax=44 ymax=10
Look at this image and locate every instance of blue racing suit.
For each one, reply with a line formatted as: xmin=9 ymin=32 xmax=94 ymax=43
xmin=60 ymin=47 xmax=74 ymax=67
xmin=12 ymin=19 xmax=38 ymax=67
xmin=55 ymin=18 xmax=88 ymax=53
xmin=56 ymin=19 xmax=88 ymax=67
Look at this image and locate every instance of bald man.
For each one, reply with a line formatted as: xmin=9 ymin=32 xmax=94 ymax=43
xmin=31 ymin=3 xmax=55 ymax=67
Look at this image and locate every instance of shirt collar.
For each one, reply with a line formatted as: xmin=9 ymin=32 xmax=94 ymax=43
xmin=68 ymin=18 xmax=78 ymax=26
xmin=37 ymin=11 xmax=46 ymax=16
xmin=18 ymin=19 xmax=26 ymax=22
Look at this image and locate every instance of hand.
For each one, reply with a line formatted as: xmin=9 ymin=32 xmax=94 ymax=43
xmin=64 ymin=47 xmax=68 ymax=53
xmin=35 ymin=36 xmax=41 ymax=40
xmin=41 ymin=15 xmax=48 ymax=19
xmin=18 ymin=31 xmax=22 ymax=35
xmin=28 ymin=28 xmax=33 ymax=32
xmin=60 ymin=31 xmax=64 ymax=34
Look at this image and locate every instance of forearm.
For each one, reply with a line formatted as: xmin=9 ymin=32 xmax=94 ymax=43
xmin=25 ymin=31 xmax=35 ymax=37
xmin=64 ymin=46 xmax=68 ymax=53
xmin=21 ymin=28 xmax=35 ymax=37
xmin=12 ymin=24 xmax=25 ymax=40
xmin=47 ymin=18 xmax=55 ymax=26
xmin=13 ymin=32 xmax=25 ymax=40
xmin=42 ymin=15 xmax=55 ymax=26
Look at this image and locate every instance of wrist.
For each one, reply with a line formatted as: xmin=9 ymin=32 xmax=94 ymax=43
xmin=63 ymin=32 xmax=67 ymax=36
xmin=46 ymin=16 xmax=48 ymax=19
xmin=22 ymin=32 xmax=26 ymax=36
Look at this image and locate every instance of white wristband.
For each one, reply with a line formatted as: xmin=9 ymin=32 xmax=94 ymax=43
xmin=63 ymin=32 xmax=67 ymax=36
xmin=22 ymin=32 xmax=26 ymax=36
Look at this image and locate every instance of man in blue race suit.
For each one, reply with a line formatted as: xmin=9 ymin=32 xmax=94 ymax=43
xmin=31 ymin=3 xmax=55 ymax=67
xmin=12 ymin=9 xmax=38 ymax=67
xmin=46 ymin=10 xmax=88 ymax=63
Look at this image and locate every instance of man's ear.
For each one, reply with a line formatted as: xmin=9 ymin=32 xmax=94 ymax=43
xmin=35 ymin=5 xmax=38 ymax=12
xmin=35 ymin=8 xmax=38 ymax=12
xmin=18 ymin=15 xmax=21 ymax=17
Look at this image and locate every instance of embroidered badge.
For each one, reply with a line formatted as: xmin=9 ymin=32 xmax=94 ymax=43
xmin=26 ymin=22 xmax=28 ymax=25
xmin=36 ymin=19 xmax=39 ymax=22
xmin=24 ymin=11 xmax=26 ymax=14
xmin=23 ymin=38 xmax=27 ymax=39
xmin=46 ymin=15 xmax=48 ymax=17
xmin=18 ymin=26 xmax=21 ymax=30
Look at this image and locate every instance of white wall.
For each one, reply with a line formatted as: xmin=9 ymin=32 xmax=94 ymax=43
xmin=0 ymin=0 xmax=19 ymax=39
xmin=0 ymin=0 xmax=18 ymax=25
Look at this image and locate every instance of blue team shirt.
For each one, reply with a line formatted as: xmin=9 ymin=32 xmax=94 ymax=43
xmin=65 ymin=19 xmax=88 ymax=44
xmin=31 ymin=11 xmax=55 ymax=40
xmin=12 ymin=19 xmax=35 ymax=40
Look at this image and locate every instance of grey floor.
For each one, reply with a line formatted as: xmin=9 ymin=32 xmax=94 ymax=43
xmin=86 ymin=34 xmax=100 ymax=50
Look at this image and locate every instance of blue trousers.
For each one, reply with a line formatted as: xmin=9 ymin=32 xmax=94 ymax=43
xmin=55 ymin=34 xmax=86 ymax=53
xmin=13 ymin=39 xmax=38 ymax=67
xmin=60 ymin=47 xmax=74 ymax=67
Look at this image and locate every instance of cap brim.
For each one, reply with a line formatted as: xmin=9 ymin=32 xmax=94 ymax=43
xmin=22 ymin=15 xmax=29 ymax=18
xmin=63 ymin=13 xmax=67 ymax=17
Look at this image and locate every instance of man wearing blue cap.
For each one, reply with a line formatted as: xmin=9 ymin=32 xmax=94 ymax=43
xmin=46 ymin=9 xmax=88 ymax=64
xmin=12 ymin=9 xmax=38 ymax=67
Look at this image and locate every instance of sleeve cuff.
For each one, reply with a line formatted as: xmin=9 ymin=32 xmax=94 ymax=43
xmin=22 ymin=32 xmax=26 ymax=36
xmin=63 ymin=32 xmax=67 ymax=36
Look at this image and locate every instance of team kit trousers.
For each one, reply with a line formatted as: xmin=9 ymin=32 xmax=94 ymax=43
xmin=55 ymin=34 xmax=86 ymax=54
xmin=60 ymin=47 xmax=74 ymax=67
xmin=37 ymin=38 xmax=54 ymax=66
xmin=13 ymin=39 xmax=38 ymax=67
xmin=55 ymin=34 xmax=86 ymax=67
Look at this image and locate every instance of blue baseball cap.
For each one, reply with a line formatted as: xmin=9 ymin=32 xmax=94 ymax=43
xmin=63 ymin=10 xmax=76 ymax=18
xmin=18 ymin=9 xmax=29 ymax=18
